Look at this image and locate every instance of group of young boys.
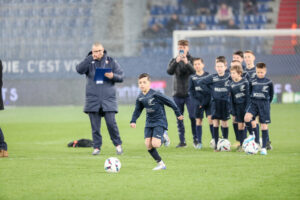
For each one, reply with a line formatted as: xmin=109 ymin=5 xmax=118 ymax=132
xmin=130 ymin=40 xmax=274 ymax=170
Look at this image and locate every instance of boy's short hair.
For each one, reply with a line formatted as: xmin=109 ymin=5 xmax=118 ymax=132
xmin=216 ymin=56 xmax=226 ymax=64
xmin=216 ymin=56 xmax=227 ymax=65
xmin=230 ymin=65 xmax=243 ymax=75
xmin=193 ymin=57 xmax=204 ymax=64
xmin=244 ymin=50 xmax=254 ymax=55
xmin=233 ymin=50 xmax=244 ymax=58
xmin=139 ymin=73 xmax=151 ymax=80
xmin=178 ymin=40 xmax=189 ymax=46
xmin=256 ymin=62 xmax=266 ymax=69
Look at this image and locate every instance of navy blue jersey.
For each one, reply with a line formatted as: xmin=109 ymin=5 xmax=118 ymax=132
xmin=245 ymin=67 xmax=256 ymax=82
xmin=230 ymin=78 xmax=250 ymax=105
xmin=188 ymin=72 xmax=211 ymax=105
xmin=130 ymin=89 xmax=181 ymax=129
xmin=249 ymin=77 xmax=274 ymax=102
xmin=202 ymin=73 xmax=231 ymax=101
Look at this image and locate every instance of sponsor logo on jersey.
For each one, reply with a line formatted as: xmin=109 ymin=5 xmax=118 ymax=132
xmin=253 ymin=93 xmax=266 ymax=98
xmin=195 ymin=86 xmax=202 ymax=91
xmin=214 ymin=87 xmax=228 ymax=92
xmin=235 ymin=93 xmax=245 ymax=99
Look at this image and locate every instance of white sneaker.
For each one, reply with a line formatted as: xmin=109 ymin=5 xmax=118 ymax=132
xmin=260 ymin=148 xmax=267 ymax=155
xmin=92 ymin=148 xmax=100 ymax=155
xmin=163 ymin=131 xmax=170 ymax=147
xmin=152 ymin=161 xmax=166 ymax=170
xmin=196 ymin=143 xmax=202 ymax=149
xmin=116 ymin=145 xmax=123 ymax=155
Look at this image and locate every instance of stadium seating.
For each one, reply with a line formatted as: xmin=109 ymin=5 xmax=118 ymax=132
xmin=143 ymin=0 xmax=274 ymax=56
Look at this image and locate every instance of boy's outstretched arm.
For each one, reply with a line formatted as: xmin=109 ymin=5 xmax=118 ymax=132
xmin=130 ymin=98 xmax=144 ymax=127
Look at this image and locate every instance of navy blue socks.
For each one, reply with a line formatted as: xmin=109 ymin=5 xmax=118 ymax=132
xmin=262 ymin=130 xmax=269 ymax=148
xmin=213 ymin=127 xmax=219 ymax=149
xmin=196 ymin=125 xmax=202 ymax=144
xmin=209 ymin=124 xmax=214 ymax=139
xmin=221 ymin=127 xmax=229 ymax=139
xmin=148 ymin=148 xmax=161 ymax=163
xmin=233 ymin=123 xmax=239 ymax=141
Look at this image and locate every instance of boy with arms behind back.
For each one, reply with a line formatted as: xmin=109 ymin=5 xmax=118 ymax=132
xmin=188 ymin=58 xmax=213 ymax=149
xmin=203 ymin=58 xmax=231 ymax=151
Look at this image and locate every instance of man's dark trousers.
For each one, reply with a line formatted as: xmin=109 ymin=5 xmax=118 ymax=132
xmin=0 ymin=128 xmax=7 ymax=150
xmin=88 ymin=112 xmax=122 ymax=149
xmin=173 ymin=96 xmax=196 ymax=143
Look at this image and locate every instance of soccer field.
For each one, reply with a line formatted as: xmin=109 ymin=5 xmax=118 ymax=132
xmin=0 ymin=104 xmax=299 ymax=200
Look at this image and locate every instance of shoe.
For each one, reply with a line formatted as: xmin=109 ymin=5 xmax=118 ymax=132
xmin=3 ymin=150 xmax=8 ymax=157
xmin=116 ymin=145 xmax=123 ymax=155
xmin=266 ymin=141 xmax=272 ymax=150
xmin=196 ymin=143 xmax=202 ymax=149
xmin=233 ymin=141 xmax=240 ymax=148
xmin=237 ymin=146 xmax=243 ymax=152
xmin=193 ymin=141 xmax=199 ymax=149
xmin=163 ymin=131 xmax=170 ymax=147
xmin=214 ymin=149 xmax=220 ymax=152
xmin=260 ymin=148 xmax=267 ymax=155
xmin=92 ymin=148 xmax=100 ymax=155
xmin=256 ymin=143 xmax=261 ymax=151
xmin=0 ymin=150 xmax=3 ymax=157
xmin=176 ymin=142 xmax=187 ymax=148
xmin=152 ymin=162 xmax=166 ymax=170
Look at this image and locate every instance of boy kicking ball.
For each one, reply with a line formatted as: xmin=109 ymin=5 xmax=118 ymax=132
xmin=244 ymin=63 xmax=273 ymax=155
xmin=130 ymin=73 xmax=184 ymax=170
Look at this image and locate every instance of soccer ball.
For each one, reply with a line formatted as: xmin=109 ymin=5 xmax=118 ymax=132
xmin=104 ymin=157 xmax=121 ymax=173
xmin=244 ymin=140 xmax=259 ymax=154
xmin=209 ymin=139 xmax=216 ymax=149
xmin=217 ymin=139 xmax=231 ymax=151
xmin=242 ymin=135 xmax=255 ymax=150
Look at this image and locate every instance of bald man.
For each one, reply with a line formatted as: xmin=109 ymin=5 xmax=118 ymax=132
xmin=76 ymin=43 xmax=124 ymax=155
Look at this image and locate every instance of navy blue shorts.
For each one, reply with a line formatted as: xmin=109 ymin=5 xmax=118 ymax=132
xmin=195 ymin=100 xmax=211 ymax=119
xmin=211 ymin=99 xmax=230 ymax=121
xmin=246 ymin=100 xmax=271 ymax=124
xmin=232 ymin=103 xmax=247 ymax=123
xmin=144 ymin=126 xmax=165 ymax=141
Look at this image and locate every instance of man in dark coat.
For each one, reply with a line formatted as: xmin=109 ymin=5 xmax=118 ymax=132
xmin=76 ymin=42 xmax=124 ymax=155
xmin=0 ymin=59 xmax=8 ymax=157
xmin=167 ymin=40 xmax=197 ymax=148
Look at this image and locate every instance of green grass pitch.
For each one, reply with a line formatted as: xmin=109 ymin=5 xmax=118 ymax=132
xmin=0 ymin=104 xmax=299 ymax=200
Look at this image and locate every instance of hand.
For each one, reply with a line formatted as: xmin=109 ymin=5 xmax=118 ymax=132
xmin=177 ymin=115 xmax=184 ymax=120
xmin=199 ymin=105 xmax=202 ymax=108
xmin=182 ymin=56 xmax=188 ymax=64
xmin=130 ymin=123 xmax=136 ymax=128
xmin=104 ymin=72 xmax=114 ymax=79
xmin=176 ymin=55 xmax=181 ymax=63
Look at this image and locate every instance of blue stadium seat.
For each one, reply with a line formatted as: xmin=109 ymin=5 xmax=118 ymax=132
xmin=256 ymin=15 xmax=267 ymax=24
xmin=244 ymin=15 xmax=255 ymax=24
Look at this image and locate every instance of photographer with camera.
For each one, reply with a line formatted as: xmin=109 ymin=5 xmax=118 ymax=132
xmin=167 ymin=40 xmax=196 ymax=148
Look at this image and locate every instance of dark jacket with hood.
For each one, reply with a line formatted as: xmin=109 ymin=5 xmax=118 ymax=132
xmin=76 ymin=50 xmax=124 ymax=113
xmin=167 ymin=53 xmax=195 ymax=98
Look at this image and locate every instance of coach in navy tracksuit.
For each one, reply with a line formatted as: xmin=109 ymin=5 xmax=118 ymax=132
xmin=0 ymin=59 xmax=8 ymax=157
xmin=76 ymin=42 xmax=124 ymax=156
xmin=167 ymin=40 xmax=196 ymax=148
